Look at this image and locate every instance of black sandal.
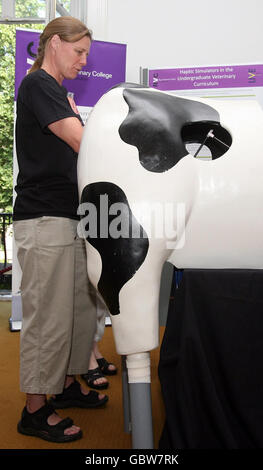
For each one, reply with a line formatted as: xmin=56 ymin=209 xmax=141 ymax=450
xmin=17 ymin=402 xmax=82 ymax=443
xmin=48 ymin=380 xmax=109 ymax=409
xmin=81 ymin=368 xmax=109 ymax=390
xmin=97 ymin=357 xmax=117 ymax=376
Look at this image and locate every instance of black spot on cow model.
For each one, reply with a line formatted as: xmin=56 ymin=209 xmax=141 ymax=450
xmin=80 ymin=182 xmax=149 ymax=315
xmin=119 ymin=88 xmax=232 ymax=172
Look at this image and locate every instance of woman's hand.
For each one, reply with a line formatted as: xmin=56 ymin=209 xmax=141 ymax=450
xmin=67 ymin=95 xmax=79 ymax=114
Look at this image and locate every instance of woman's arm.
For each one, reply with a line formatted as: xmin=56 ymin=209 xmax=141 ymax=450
xmin=48 ymin=116 xmax=84 ymax=153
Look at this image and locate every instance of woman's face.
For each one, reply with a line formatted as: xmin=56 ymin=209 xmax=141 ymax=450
xmin=55 ymin=35 xmax=91 ymax=80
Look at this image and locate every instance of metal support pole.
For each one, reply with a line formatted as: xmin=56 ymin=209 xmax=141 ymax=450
xmin=121 ymin=356 xmax=132 ymax=434
xmin=129 ymin=383 xmax=154 ymax=449
xmin=125 ymin=352 xmax=154 ymax=449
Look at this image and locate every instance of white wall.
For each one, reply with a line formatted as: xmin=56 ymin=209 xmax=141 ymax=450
xmin=87 ymin=0 xmax=263 ymax=83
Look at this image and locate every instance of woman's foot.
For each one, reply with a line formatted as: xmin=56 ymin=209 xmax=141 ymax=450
xmin=49 ymin=379 xmax=109 ymax=409
xmin=25 ymin=394 xmax=81 ymax=439
xmin=81 ymin=367 xmax=109 ymax=390
xmin=93 ymin=342 xmax=117 ymax=375
xmin=87 ymin=349 xmax=109 ymax=388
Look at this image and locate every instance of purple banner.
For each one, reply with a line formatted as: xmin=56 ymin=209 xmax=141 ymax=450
xmin=149 ymin=64 xmax=263 ymax=91
xmin=15 ymin=29 xmax=126 ymax=106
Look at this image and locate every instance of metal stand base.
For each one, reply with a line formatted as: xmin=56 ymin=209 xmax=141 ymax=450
xmin=9 ymin=318 xmax=22 ymax=331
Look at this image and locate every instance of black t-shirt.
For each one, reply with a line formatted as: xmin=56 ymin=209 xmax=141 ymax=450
xmin=13 ymin=69 xmax=83 ymax=221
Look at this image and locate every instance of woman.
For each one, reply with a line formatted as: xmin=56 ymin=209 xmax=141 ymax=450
xmin=13 ymin=16 xmax=108 ymax=443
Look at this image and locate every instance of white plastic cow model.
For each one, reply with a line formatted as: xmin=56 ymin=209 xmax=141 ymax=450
xmin=77 ymin=84 xmax=263 ymax=446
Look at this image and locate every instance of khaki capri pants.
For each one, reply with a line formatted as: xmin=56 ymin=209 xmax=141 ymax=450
xmin=94 ymin=293 xmax=108 ymax=343
xmin=13 ymin=216 xmax=97 ymax=395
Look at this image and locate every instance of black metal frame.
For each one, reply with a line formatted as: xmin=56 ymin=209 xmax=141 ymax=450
xmin=0 ymin=213 xmax=13 ymax=290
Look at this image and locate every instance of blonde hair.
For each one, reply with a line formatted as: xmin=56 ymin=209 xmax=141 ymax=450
xmin=29 ymin=16 xmax=92 ymax=73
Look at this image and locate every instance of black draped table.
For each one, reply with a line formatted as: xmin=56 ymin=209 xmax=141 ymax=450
xmin=158 ymin=269 xmax=263 ymax=449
